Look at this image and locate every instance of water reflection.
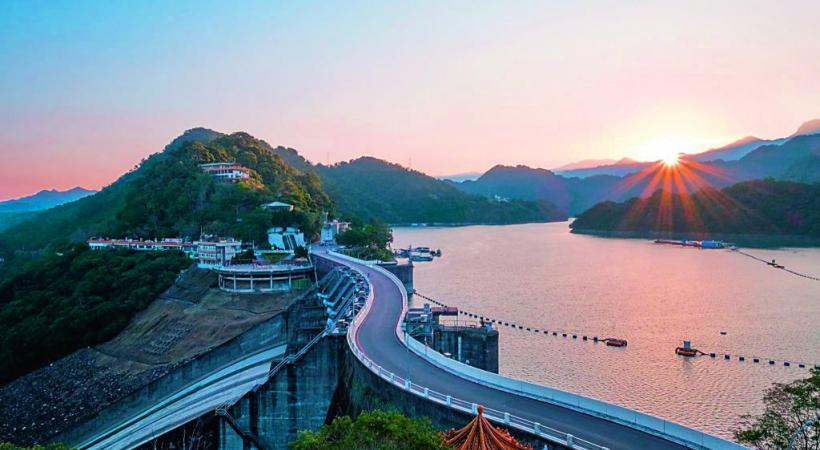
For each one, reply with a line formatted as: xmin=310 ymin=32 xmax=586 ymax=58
xmin=395 ymin=222 xmax=820 ymax=438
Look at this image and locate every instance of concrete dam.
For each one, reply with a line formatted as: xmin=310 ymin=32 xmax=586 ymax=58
xmin=52 ymin=250 xmax=745 ymax=450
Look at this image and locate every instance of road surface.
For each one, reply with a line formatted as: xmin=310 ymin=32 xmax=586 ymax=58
xmin=320 ymin=250 xmax=689 ymax=450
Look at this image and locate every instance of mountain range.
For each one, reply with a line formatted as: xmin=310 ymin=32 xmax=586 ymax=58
xmin=0 ymin=129 xmax=566 ymax=262
xmin=0 ymin=187 xmax=96 ymax=213
xmin=553 ymin=119 xmax=820 ymax=179
xmin=452 ymin=120 xmax=820 ymax=215
xmin=0 ymin=187 xmax=97 ymax=233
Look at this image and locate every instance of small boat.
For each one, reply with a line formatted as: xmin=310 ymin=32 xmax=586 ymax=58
xmin=605 ymin=338 xmax=628 ymax=347
xmin=410 ymin=254 xmax=434 ymax=262
xmin=675 ymin=347 xmax=699 ymax=357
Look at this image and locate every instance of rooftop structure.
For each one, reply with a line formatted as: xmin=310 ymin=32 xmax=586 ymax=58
xmin=442 ymin=405 xmax=532 ymax=450
xmin=195 ymin=238 xmax=243 ymax=268
xmin=320 ymin=218 xmax=351 ymax=244
xmin=199 ymin=162 xmax=251 ymax=183
xmin=214 ymin=262 xmax=313 ymax=293
xmin=268 ymin=227 xmax=306 ymax=253
xmin=87 ymin=238 xmax=197 ymax=258
xmin=260 ymin=201 xmax=294 ymax=211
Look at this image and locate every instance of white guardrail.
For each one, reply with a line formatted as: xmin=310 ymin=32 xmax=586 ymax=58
xmin=327 ymin=250 xmax=748 ymax=450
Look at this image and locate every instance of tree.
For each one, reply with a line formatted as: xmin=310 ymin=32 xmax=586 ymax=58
xmin=735 ymin=368 xmax=819 ymax=450
xmin=289 ymin=410 xmax=450 ymax=450
xmin=0 ymin=443 xmax=73 ymax=450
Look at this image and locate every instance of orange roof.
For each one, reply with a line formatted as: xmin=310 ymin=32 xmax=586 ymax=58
xmin=442 ymin=406 xmax=532 ymax=450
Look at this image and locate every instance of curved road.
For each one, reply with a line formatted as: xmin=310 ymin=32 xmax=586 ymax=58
xmin=320 ymin=251 xmax=689 ymax=450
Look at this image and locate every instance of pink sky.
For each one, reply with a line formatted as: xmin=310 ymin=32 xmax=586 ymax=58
xmin=2 ymin=1 xmax=819 ymax=201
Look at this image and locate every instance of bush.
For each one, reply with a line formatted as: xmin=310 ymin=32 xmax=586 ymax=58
xmin=289 ymin=410 xmax=449 ymax=450
xmin=0 ymin=243 xmax=190 ymax=385
xmin=735 ymin=368 xmax=820 ymax=449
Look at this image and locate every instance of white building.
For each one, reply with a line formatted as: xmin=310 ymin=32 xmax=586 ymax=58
xmin=87 ymin=238 xmax=197 ymax=258
xmin=260 ymin=201 xmax=294 ymax=212
xmin=267 ymin=227 xmax=306 ymax=253
xmin=320 ymin=219 xmax=351 ymax=244
xmin=195 ymin=238 xmax=243 ymax=268
xmin=199 ymin=162 xmax=250 ymax=183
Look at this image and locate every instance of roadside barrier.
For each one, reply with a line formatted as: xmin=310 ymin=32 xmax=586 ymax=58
xmin=326 ymin=251 xmax=610 ymax=450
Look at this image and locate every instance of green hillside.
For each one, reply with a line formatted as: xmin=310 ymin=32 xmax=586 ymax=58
xmin=0 ymin=243 xmax=190 ymax=385
xmin=319 ymin=157 xmax=566 ymax=224
xmin=0 ymin=130 xmax=332 ymax=263
xmin=571 ymin=179 xmax=820 ymax=238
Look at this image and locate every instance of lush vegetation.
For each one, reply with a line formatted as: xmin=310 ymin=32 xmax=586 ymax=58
xmin=0 ymin=130 xmax=332 ymax=265
xmin=337 ymin=219 xmax=394 ymax=261
xmin=319 ymin=157 xmax=567 ymax=224
xmin=289 ymin=410 xmax=449 ymax=450
xmin=0 ymin=444 xmax=72 ymax=450
xmin=735 ymin=368 xmax=819 ymax=449
xmin=571 ymin=179 xmax=820 ymax=237
xmin=0 ymin=243 xmax=190 ymax=385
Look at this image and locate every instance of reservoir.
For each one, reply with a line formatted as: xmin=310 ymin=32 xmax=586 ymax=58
xmin=394 ymin=222 xmax=820 ymax=439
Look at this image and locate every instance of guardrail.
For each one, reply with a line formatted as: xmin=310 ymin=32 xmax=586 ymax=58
xmin=326 ymin=251 xmax=607 ymax=450
xmin=328 ymin=250 xmax=748 ymax=450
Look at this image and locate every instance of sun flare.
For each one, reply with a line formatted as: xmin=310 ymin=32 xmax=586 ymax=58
xmin=661 ymin=153 xmax=680 ymax=166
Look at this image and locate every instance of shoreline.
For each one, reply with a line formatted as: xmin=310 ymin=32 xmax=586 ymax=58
xmin=569 ymin=228 xmax=820 ymax=248
xmin=390 ymin=218 xmax=567 ymax=228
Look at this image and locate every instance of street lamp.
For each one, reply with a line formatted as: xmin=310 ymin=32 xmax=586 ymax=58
xmin=787 ymin=419 xmax=814 ymax=450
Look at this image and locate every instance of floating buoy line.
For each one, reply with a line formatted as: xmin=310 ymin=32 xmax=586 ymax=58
xmin=733 ymin=249 xmax=820 ymax=281
xmin=413 ymin=291 xmax=627 ymax=348
xmin=414 ymin=291 xmax=819 ymax=371
xmin=673 ymin=340 xmax=818 ymax=370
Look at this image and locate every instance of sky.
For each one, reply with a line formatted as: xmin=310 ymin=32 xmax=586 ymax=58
xmin=1 ymin=0 xmax=819 ymax=200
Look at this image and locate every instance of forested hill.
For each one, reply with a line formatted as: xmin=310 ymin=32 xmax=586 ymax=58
xmin=318 ymin=157 xmax=567 ymax=224
xmin=570 ymin=179 xmax=820 ymax=239
xmin=0 ymin=129 xmax=332 ymax=261
xmin=0 ymin=129 xmax=566 ymax=263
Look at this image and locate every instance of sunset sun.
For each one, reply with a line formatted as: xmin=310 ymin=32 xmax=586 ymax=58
xmin=661 ymin=153 xmax=680 ymax=166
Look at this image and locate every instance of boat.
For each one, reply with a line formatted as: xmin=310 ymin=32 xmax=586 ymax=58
xmin=410 ymin=254 xmax=434 ymax=262
xmin=605 ymin=338 xmax=627 ymax=347
xmin=675 ymin=347 xmax=699 ymax=357
xmin=675 ymin=340 xmax=700 ymax=357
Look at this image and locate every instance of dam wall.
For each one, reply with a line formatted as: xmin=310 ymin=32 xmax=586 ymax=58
xmin=57 ymin=287 xmax=325 ymax=448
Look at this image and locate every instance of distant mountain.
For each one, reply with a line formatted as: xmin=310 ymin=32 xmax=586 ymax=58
xmin=553 ymin=158 xmax=618 ymax=172
xmin=0 ymin=187 xmax=96 ymax=213
xmin=686 ymin=136 xmax=775 ymax=162
xmin=570 ymin=179 xmax=820 ymax=243
xmin=318 ymin=158 xmax=566 ymax=224
xmin=451 ymin=132 xmax=820 ymax=216
xmin=436 ymin=171 xmax=484 ymax=182
xmin=554 ymin=158 xmax=650 ymax=179
xmin=790 ymin=118 xmax=820 ymax=137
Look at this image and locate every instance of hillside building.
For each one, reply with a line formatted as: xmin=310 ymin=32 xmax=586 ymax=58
xmin=214 ymin=261 xmax=313 ymax=293
xmin=260 ymin=201 xmax=294 ymax=212
xmin=320 ymin=219 xmax=351 ymax=244
xmin=195 ymin=238 xmax=243 ymax=268
xmin=267 ymin=227 xmax=306 ymax=253
xmin=199 ymin=162 xmax=250 ymax=183
xmin=87 ymin=238 xmax=197 ymax=258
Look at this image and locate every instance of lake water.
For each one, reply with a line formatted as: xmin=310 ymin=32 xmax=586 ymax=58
xmin=393 ymin=222 xmax=820 ymax=439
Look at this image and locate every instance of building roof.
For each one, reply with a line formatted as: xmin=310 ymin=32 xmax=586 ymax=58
xmin=261 ymin=201 xmax=293 ymax=208
xmin=442 ymin=406 xmax=532 ymax=450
